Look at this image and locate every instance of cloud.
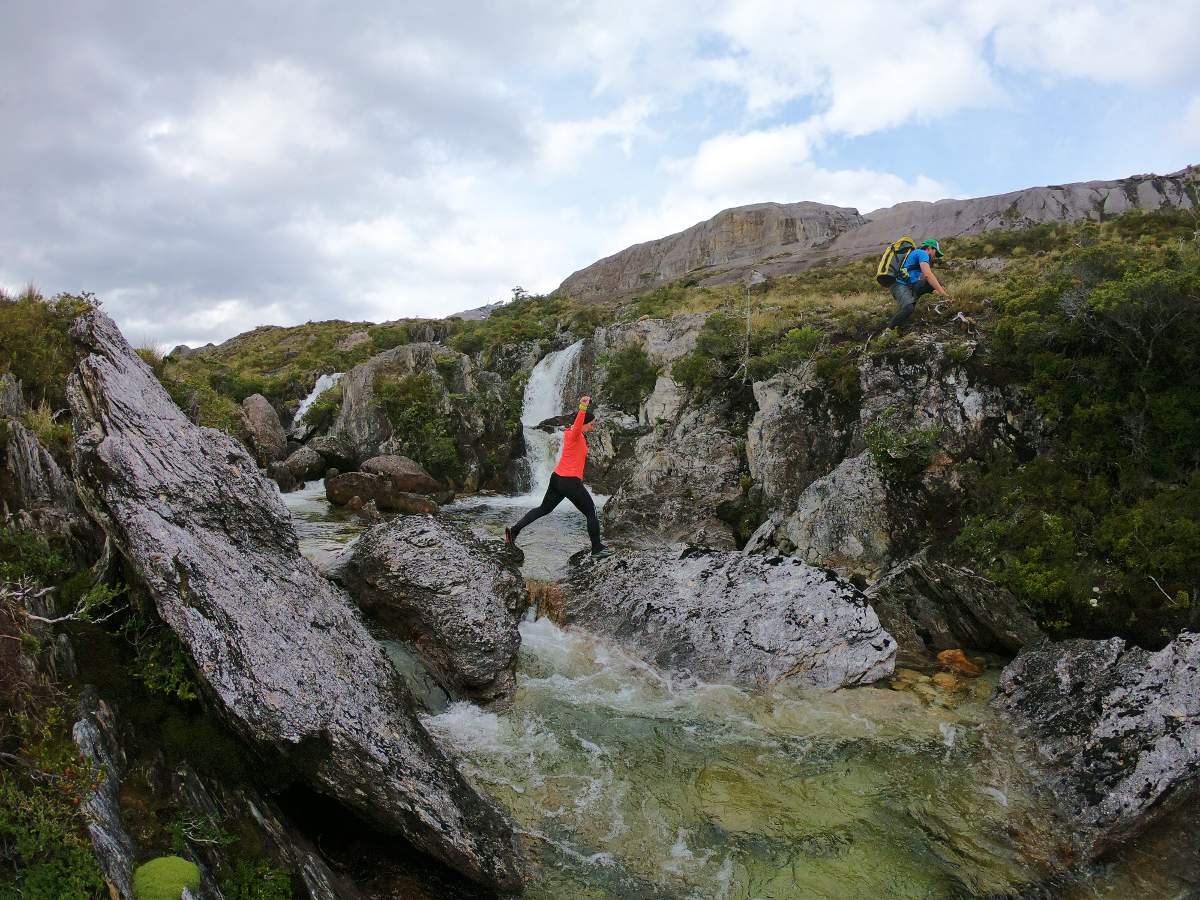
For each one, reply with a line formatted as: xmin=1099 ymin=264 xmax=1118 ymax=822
xmin=539 ymin=98 xmax=656 ymax=173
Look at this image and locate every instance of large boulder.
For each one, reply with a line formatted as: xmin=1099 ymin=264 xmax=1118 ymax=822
xmin=333 ymin=518 xmax=528 ymax=706
xmin=324 ymin=472 xmax=438 ymax=514
xmin=746 ymin=371 xmax=856 ymax=511
xmin=66 ymin=310 xmax=523 ymax=892
xmin=282 ymin=445 xmax=325 ymax=482
xmin=564 ymin=547 xmax=896 ymax=690
xmin=360 ymin=454 xmax=442 ymax=495
xmin=601 ymin=402 xmax=743 ymax=549
xmin=241 ymin=393 xmax=288 ymax=465
xmin=865 ymin=552 xmax=1043 ymax=664
xmin=991 ymin=633 xmax=1200 ymax=860
xmin=745 ymin=451 xmax=896 ymax=582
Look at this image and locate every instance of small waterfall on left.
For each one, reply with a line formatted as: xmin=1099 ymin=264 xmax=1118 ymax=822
xmin=517 ymin=341 xmax=583 ymax=500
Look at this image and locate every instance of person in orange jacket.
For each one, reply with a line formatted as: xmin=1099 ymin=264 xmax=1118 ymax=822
xmin=506 ymin=394 xmax=612 ymax=557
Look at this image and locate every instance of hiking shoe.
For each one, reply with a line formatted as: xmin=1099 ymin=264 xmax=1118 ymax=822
xmin=504 ymin=526 xmax=516 ymax=547
xmin=591 ymin=546 xmax=613 ymax=559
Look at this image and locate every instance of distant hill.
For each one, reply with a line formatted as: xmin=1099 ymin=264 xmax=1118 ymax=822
xmin=557 ymin=166 xmax=1198 ymax=301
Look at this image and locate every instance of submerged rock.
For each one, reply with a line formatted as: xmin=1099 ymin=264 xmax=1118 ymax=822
xmin=241 ymin=393 xmax=288 ymax=465
xmin=564 ymin=547 xmax=896 ymax=689
xmin=333 ymin=518 xmax=528 ymax=706
xmin=991 ymin=633 xmax=1200 ymax=859
xmin=66 ymin=310 xmax=523 ymax=892
xmin=324 ymin=472 xmax=438 ymax=514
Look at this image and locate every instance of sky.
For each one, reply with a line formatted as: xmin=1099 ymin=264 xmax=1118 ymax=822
xmin=2 ymin=1 xmax=1198 ymax=348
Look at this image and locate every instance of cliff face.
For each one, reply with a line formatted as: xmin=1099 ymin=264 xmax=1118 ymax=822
xmin=558 ymin=166 xmax=1198 ymax=298
xmin=559 ymin=201 xmax=864 ymax=300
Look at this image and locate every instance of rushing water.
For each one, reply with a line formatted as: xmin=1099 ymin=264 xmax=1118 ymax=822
xmin=291 ymin=371 xmax=344 ymax=437
xmin=275 ymin=350 xmax=1196 ymax=898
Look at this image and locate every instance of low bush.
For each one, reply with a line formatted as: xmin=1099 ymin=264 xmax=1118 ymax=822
xmin=603 ymin=345 xmax=659 ymax=414
xmin=375 ymin=373 xmax=461 ymax=484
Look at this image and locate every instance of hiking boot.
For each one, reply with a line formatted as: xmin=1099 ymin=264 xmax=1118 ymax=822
xmin=591 ymin=546 xmax=613 ymax=559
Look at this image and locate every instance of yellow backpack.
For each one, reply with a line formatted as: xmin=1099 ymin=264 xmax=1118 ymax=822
xmin=875 ymin=235 xmax=917 ymax=287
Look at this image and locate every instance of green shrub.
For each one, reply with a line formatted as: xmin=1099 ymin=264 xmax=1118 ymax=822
xmin=864 ymin=409 xmax=940 ymax=484
xmin=672 ymin=312 xmax=743 ymax=398
xmin=133 ymin=856 xmax=201 ymax=900
xmin=0 ymin=290 xmax=95 ymax=412
xmin=221 ymin=860 xmax=294 ymax=900
xmin=375 ymin=373 xmax=461 ymax=483
xmin=603 ymin=344 xmax=659 ymax=414
xmin=368 ymin=323 xmax=410 ymax=352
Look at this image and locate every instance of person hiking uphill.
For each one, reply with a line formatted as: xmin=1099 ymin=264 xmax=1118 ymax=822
xmin=886 ymin=238 xmax=949 ymax=329
xmin=506 ymin=395 xmax=612 ymax=558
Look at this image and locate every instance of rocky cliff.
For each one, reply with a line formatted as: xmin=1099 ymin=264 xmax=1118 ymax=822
xmin=558 ymin=166 xmax=1198 ymax=298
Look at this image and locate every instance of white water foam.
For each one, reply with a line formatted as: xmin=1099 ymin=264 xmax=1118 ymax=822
xmin=291 ymin=371 xmax=343 ymax=436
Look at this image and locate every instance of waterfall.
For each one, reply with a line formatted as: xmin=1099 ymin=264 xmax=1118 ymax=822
xmin=291 ymin=372 xmax=343 ymax=437
xmin=519 ymin=341 xmax=583 ymax=499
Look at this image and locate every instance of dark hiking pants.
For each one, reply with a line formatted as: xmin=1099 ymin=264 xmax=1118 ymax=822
xmin=512 ymin=473 xmax=602 ymax=551
xmin=888 ymin=277 xmax=935 ymax=328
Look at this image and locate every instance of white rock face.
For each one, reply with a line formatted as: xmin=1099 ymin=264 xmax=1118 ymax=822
xmin=565 ymin=547 xmax=897 ymax=690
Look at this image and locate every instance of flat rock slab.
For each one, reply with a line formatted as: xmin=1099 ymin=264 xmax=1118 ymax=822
xmin=66 ymin=310 xmax=522 ymax=892
xmin=335 ymin=518 xmax=527 ymax=706
xmin=564 ymin=547 xmax=896 ymax=690
xmin=991 ymin=633 xmax=1200 ymax=859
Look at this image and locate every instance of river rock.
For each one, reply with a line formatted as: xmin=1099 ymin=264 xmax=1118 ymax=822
xmin=241 ymin=393 xmax=287 ymax=465
xmin=283 ymin=445 xmax=325 ymax=482
xmin=745 ymin=451 xmax=895 ymax=582
xmin=564 ymin=547 xmax=896 ymax=689
xmin=324 ymin=472 xmax=438 ymax=514
xmin=865 ymin=552 xmax=1043 ymax=663
xmin=66 ymin=310 xmax=523 ymax=892
xmin=267 ymin=461 xmax=298 ymax=493
xmin=334 ymin=518 xmax=528 ymax=706
xmin=360 ymin=454 xmax=442 ymax=494
xmin=991 ymin=633 xmax=1200 ymax=860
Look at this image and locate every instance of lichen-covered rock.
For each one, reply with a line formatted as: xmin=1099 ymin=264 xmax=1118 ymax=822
xmin=746 ymin=451 xmax=894 ymax=581
xmin=747 ymin=371 xmax=855 ymax=510
xmin=601 ymin=402 xmax=743 ymax=549
xmin=564 ymin=547 xmax=896 ymax=689
xmin=241 ymin=393 xmax=288 ymax=466
xmin=1 ymin=419 xmax=97 ymax=557
xmin=866 ymin=552 xmax=1043 ymax=664
xmin=360 ymin=454 xmax=442 ymax=494
xmin=0 ymin=372 xmax=24 ymax=417
xmin=334 ymin=518 xmax=528 ymax=706
xmin=73 ymin=689 xmax=135 ymax=900
xmin=66 ymin=310 xmax=523 ymax=892
xmin=991 ymin=633 xmax=1200 ymax=859
xmin=324 ymin=472 xmax=438 ymax=514
xmin=282 ymin=445 xmax=325 ymax=482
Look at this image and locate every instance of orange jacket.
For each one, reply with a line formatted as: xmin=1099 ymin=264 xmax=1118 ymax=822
xmin=553 ymin=410 xmax=588 ymax=479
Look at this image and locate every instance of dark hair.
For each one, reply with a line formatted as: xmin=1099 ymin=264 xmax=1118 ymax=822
xmin=583 ymin=409 xmax=595 ymax=424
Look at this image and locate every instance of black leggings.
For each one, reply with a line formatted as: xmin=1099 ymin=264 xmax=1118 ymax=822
xmin=512 ymin=473 xmax=602 ymax=551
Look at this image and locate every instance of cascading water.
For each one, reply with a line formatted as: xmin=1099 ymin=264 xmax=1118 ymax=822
xmin=291 ymin=372 xmax=343 ymax=437
xmin=518 ymin=341 xmax=583 ymax=499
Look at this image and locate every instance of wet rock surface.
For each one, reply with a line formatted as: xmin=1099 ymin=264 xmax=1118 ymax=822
xmin=66 ymin=310 xmax=523 ymax=892
xmin=564 ymin=547 xmax=896 ymax=689
xmin=991 ymin=632 xmax=1200 ymax=859
xmin=334 ymin=517 xmax=528 ymax=706
xmin=325 ymin=471 xmax=439 ymax=514
xmin=866 ymin=552 xmax=1043 ymax=664
xmin=283 ymin=445 xmax=326 ymax=482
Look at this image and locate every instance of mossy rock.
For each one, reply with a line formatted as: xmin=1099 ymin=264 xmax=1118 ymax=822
xmin=133 ymin=856 xmax=202 ymax=900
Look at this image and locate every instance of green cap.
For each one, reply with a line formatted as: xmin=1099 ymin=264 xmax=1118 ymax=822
xmin=921 ymin=239 xmax=944 ymax=258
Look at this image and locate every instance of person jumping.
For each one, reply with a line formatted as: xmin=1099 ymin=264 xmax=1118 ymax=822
xmin=506 ymin=394 xmax=612 ymax=558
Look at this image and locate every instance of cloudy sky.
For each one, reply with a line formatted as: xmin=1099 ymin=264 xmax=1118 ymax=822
xmin=3 ymin=1 xmax=1198 ymax=347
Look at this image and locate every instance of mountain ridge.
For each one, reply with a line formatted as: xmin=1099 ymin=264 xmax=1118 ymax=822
xmin=556 ymin=165 xmax=1198 ymax=302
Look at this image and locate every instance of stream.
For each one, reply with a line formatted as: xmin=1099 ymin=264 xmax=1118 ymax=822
xmin=278 ymin=346 xmax=1195 ymax=898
